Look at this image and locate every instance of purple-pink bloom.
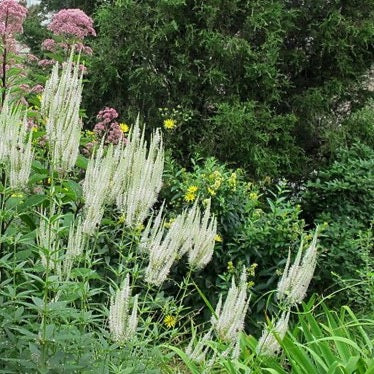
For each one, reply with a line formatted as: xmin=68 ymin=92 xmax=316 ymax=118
xmin=38 ymin=59 xmax=55 ymax=68
xmin=31 ymin=84 xmax=44 ymax=93
xmin=48 ymin=9 xmax=96 ymax=39
xmin=0 ymin=0 xmax=27 ymax=35
xmin=41 ymin=38 xmax=56 ymax=51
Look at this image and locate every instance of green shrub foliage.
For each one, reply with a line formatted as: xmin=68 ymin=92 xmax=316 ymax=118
xmin=84 ymin=0 xmax=374 ymax=177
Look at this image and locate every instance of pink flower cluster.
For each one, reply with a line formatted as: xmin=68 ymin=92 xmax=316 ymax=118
xmin=41 ymin=38 xmax=93 ymax=56
xmin=0 ymin=0 xmax=27 ymax=35
xmin=94 ymin=107 xmax=125 ymax=144
xmin=48 ymin=9 xmax=96 ymax=39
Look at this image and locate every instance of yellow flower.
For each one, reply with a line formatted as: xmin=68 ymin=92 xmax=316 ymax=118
xmin=184 ymin=185 xmax=198 ymax=202
xmin=228 ymin=172 xmax=237 ymax=189
xmin=184 ymin=191 xmax=196 ymax=202
xmin=11 ymin=193 xmax=24 ymax=198
xmin=163 ymin=118 xmax=176 ymax=130
xmin=214 ymin=234 xmax=222 ymax=242
xmin=164 ymin=218 xmax=175 ymax=229
xmin=163 ymin=315 xmax=177 ymax=328
xmin=187 ymin=185 xmax=198 ymax=193
xmin=118 ymin=215 xmax=126 ymax=224
xmin=31 ymin=126 xmax=38 ymax=132
xmin=227 ymin=261 xmax=235 ymax=273
xmin=249 ymin=192 xmax=259 ymax=201
xmin=207 ymin=187 xmax=216 ymax=196
xmin=119 ymin=123 xmax=129 ymax=133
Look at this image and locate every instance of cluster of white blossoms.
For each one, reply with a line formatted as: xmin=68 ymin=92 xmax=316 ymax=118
xmin=211 ymin=267 xmax=250 ymax=346
xmin=112 ymin=122 xmax=164 ymax=228
xmin=108 ymin=274 xmax=139 ymax=344
xmin=185 ymin=329 xmax=213 ymax=364
xmin=37 ymin=210 xmax=61 ymax=272
xmin=0 ymin=102 xmax=33 ymax=190
xmin=82 ymin=141 xmax=115 ymax=235
xmin=140 ymin=199 xmax=217 ymax=286
xmin=63 ymin=217 xmax=86 ymax=278
xmin=256 ymin=311 xmax=290 ymax=356
xmin=277 ymin=228 xmax=319 ymax=307
xmin=82 ymin=120 xmax=164 ymax=235
xmin=257 ymin=228 xmax=319 ymax=356
xmin=41 ymin=52 xmax=83 ymax=174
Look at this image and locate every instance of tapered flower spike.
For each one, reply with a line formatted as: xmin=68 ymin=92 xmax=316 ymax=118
xmin=108 ymin=274 xmax=139 ymax=344
xmin=41 ymin=50 xmax=83 ymax=174
xmin=185 ymin=329 xmax=213 ymax=364
xmin=186 ymin=199 xmax=217 ymax=270
xmin=211 ymin=267 xmax=250 ymax=344
xmin=63 ymin=217 xmax=86 ymax=277
xmin=277 ymin=228 xmax=319 ymax=306
xmin=37 ymin=209 xmax=61 ymax=273
xmin=111 ymin=118 xmax=164 ymax=228
xmin=82 ymin=141 xmax=117 ymax=235
xmin=9 ymin=117 xmax=33 ymax=190
xmin=141 ymin=203 xmax=184 ymax=286
xmin=256 ymin=311 xmax=290 ymax=356
xmin=0 ymin=103 xmax=34 ymax=190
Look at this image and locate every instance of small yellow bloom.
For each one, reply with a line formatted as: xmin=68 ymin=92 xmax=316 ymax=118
xmin=11 ymin=193 xmax=24 ymax=198
xmin=228 ymin=172 xmax=237 ymax=189
xmin=214 ymin=234 xmax=222 ymax=242
xmin=247 ymin=281 xmax=255 ymax=288
xmin=207 ymin=187 xmax=216 ymax=196
xmin=227 ymin=261 xmax=235 ymax=273
xmin=164 ymin=218 xmax=175 ymax=229
xmin=31 ymin=126 xmax=38 ymax=132
xmin=184 ymin=185 xmax=198 ymax=202
xmin=163 ymin=118 xmax=176 ymax=130
xmin=249 ymin=192 xmax=259 ymax=200
xmin=47 ymin=178 xmax=51 ymax=184
xmin=118 ymin=215 xmax=126 ymax=224
xmin=119 ymin=123 xmax=129 ymax=133
xmin=187 ymin=185 xmax=198 ymax=193
xmin=184 ymin=191 xmax=196 ymax=202
xmin=163 ymin=315 xmax=177 ymax=328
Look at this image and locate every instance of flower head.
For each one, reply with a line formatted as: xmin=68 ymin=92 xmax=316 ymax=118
xmin=163 ymin=118 xmax=176 ymax=130
xmin=164 ymin=315 xmax=177 ymax=328
xmin=0 ymin=0 xmax=27 ymax=35
xmin=48 ymin=9 xmax=96 ymax=39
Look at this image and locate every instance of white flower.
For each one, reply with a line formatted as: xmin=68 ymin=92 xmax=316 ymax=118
xmin=256 ymin=311 xmax=290 ymax=356
xmin=211 ymin=267 xmax=250 ymax=344
xmin=112 ymin=119 xmax=164 ymax=227
xmin=0 ymin=102 xmax=34 ymax=189
xmin=186 ymin=199 xmax=217 ymax=270
xmin=82 ymin=141 xmax=116 ymax=235
xmin=108 ymin=274 xmax=139 ymax=343
xmin=41 ymin=51 xmax=83 ymax=174
xmin=63 ymin=217 xmax=86 ymax=277
xmin=277 ymin=228 xmax=319 ymax=306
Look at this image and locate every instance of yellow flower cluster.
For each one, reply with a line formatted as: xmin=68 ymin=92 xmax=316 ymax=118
xmin=184 ymin=185 xmax=198 ymax=202
xmin=207 ymin=170 xmax=223 ymax=196
xmin=163 ymin=118 xmax=176 ymax=130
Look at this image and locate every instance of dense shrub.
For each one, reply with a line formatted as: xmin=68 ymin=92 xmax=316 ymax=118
xmin=302 ymin=143 xmax=374 ymax=310
xmin=82 ymin=0 xmax=374 ymax=177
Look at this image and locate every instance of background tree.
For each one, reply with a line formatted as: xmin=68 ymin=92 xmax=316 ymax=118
xmin=83 ymin=0 xmax=373 ymax=178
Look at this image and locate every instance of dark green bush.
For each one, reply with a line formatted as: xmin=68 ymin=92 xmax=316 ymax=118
xmin=82 ymin=0 xmax=373 ymax=178
xmin=302 ymin=143 xmax=374 ymax=310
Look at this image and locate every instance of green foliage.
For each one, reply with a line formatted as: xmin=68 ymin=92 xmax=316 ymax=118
xmin=302 ymin=143 xmax=374 ymax=311
xmin=161 ymin=156 xmax=308 ymax=320
xmin=83 ymin=0 xmax=374 ymax=177
xmin=167 ymin=301 xmax=374 ymax=373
